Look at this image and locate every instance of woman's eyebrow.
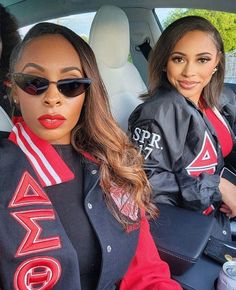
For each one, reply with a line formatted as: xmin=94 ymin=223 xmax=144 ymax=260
xmin=170 ymin=52 xmax=186 ymax=56
xmin=22 ymin=63 xmax=44 ymax=72
xmin=196 ymin=52 xmax=213 ymax=56
xmin=170 ymin=52 xmax=213 ymax=56
xmin=61 ymin=67 xmax=83 ymax=74
xmin=21 ymin=64 xmax=83 ymax=74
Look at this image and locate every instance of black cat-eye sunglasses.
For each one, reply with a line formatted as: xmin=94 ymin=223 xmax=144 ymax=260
xmin=12 ymin=73 xmax=92 ymax=98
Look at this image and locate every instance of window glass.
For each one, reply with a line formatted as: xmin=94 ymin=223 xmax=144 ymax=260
xmin=155 ymin=8 xmax=236 ymax=84
xmin=18 ymin=11 xmax=133 ymax=62
xmin=18 ymin=12 xmax=96 ymax=42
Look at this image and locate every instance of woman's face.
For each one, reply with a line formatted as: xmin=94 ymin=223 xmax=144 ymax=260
xmin=166 ymin=30 xmax=220 ymax=105
xmin=13 ymin=34 xmax=86 ymax=144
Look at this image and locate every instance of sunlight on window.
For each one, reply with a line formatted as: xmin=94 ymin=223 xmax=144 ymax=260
xmin=18 ymin=12 xmax=96 ymax=41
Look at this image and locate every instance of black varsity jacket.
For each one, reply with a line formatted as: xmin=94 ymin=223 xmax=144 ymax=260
xmin=0 ymin=121 xmax=181 ymax=290
xmin=128 ymin=82 xmax=236 ymax=241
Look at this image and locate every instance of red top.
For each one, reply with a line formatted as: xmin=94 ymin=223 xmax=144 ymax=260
xmin=204 ymin=107 xmax=233 ymax=157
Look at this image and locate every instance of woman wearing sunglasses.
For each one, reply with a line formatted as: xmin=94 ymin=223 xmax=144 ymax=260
xmin=0 ymin=22 xmax=181 ymax=290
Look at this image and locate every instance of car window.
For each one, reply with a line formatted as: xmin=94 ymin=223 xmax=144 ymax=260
xmin=155 ymin=8 xmax=236 ymax=84
xmin=19 ymin=12 xmax=96 ymax=42
xmin=19 ymin=10 xmax=133 ymax=63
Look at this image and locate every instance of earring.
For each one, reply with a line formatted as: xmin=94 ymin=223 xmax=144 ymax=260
xmin=212 ymin=67 xmax=218 ymax=74
xmin=13 ymin=99 xmax=18 ymax=104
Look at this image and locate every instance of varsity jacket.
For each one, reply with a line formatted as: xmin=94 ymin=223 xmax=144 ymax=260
xmin=128 ymin=81 xmax=236 ymax=241
xmin=0 ymin=121 xmax=181 ymax=290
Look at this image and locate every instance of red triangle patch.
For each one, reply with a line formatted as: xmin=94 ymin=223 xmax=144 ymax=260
xmin=9 ymin=171 xmax=51 ymax=208
xmin=186 ymin=131 xmax=217 ymax=176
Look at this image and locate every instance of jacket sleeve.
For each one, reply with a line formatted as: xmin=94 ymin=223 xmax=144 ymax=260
xmin=220 ymin=86 xmax=236 ymax=135
xmin=128 ymin=100 xmax=222 ymax=211
xmin=119 ymin=215 xmax=182 ymax=290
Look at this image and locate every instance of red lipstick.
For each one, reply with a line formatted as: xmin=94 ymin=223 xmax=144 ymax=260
xmin=38 ymin=114 xmax=66 ymax=129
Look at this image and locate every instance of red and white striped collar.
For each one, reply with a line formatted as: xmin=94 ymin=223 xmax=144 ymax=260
xmin=9 ymin=121 xmax=74 ymax=188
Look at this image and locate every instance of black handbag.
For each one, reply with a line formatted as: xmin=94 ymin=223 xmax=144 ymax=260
xmin=149 ymin=204 xmax=215 ymax=275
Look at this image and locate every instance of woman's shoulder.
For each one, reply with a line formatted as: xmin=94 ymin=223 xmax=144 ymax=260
xmin=142 ymin=86 xmax=188 ymax=109
xmin=0 ymin=138 xmax=30 ymax=178
xmin=129 ymin=86 xmax=189 ymax=125
xmin=219 ymin=85 xmax=236 ymax=108
xmin=149 ymin=86 xmax=182 ymax=104
xmin=0 ymin=138 xmax=25 ymax=158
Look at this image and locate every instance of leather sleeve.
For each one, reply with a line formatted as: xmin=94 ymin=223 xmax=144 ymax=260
xmin=220 ymin=86 xmax=236 ymax=136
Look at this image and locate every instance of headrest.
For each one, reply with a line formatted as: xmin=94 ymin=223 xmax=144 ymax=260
xmin=89 ymin=5 xmax=129 ymax=68
xmin=0 ymin=106 xmax=13 ymax=132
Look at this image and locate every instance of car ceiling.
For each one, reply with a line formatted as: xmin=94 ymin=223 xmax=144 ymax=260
xmin=2 ymin=0 xmax=236 ymax=27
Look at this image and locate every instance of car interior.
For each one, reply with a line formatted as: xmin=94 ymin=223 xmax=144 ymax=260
xmin=0 ymin=1 xmax=236 ymax=289
xmin=89 ymin=5 xmax=145 ymax=131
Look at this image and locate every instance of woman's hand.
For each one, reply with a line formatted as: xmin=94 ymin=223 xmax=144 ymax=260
xmin=219 ymin=177 xmax=236 ymax=218
xmin=220 ymin=203 xmax=233 ymax=217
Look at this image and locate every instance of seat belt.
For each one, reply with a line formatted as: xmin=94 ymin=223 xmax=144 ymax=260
xmin=136 ymin=38 xmax=152 ymax=61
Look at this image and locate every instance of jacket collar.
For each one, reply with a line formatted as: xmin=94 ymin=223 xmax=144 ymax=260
xmin=161 ymin=76 xmax=236 ymax=110
xmin=9 ymin=121 xmax=75 ymax=187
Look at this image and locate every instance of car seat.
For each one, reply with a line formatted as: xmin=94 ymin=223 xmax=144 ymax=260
xmin=0 ymin=106 xmax=13 ymax=133
xmin=89 ymin=5 xmax=147 ymax=131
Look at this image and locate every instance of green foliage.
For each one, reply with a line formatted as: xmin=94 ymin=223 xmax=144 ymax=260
xmin=81 ymin=35 xmax=89 ymax=43
xmin=163 ymin=9 xmax=236 ymax=52
xmin=128 ymin=53 xmax=133 ymax=63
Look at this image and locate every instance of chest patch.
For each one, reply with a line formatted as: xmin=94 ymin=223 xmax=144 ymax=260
xmin=186 ymin=131 xmax=217 ymax=176
xmin=14 ymin=256 xmax=61 ymax=290
xmin=110 ymin=185 xmax=139 ymax=221
xmin=8 ymin=171 xmax=62 ymax=289
xmin=9 ymin=171 xmax=52 ymax=208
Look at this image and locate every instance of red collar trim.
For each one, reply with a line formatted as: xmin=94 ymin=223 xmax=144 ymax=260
xmin=79 ymin=150 xmax=99 ymax=164
xmin=9 ymin=121 xmax=74 ymax=187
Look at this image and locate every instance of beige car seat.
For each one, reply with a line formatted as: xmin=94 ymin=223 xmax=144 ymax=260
xmin=0 ymin=106 xmax=13 ymax=132
xmin=89 ymin=5 xmax=147 ymax=131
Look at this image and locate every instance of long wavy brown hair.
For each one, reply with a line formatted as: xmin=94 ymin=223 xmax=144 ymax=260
xmin=10 ymin=22 xmax=157 ymax=228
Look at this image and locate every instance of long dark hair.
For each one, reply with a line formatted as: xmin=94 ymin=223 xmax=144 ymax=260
xmin=0 ymin=4 xmax=20 ymax=88
xmin=146 ymin=16 xmax=225 ymax=108
xmin=10 ymin=22 xmax=157 ymax=228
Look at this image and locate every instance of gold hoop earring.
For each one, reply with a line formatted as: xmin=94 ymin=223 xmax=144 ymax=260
xmin=212 ymin=67 xmax=218 ymax=74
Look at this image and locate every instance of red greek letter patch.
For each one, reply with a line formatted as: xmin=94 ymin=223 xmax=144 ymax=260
xmin=11 ymin=209 xmax=61 ymax=257
xmin=9 ymin=171 xmax=51 ymax=208
xmin=186 ymin=131 xmax=217 ymax=176
xmin=14 ymin=256 xmax=61 ymax=290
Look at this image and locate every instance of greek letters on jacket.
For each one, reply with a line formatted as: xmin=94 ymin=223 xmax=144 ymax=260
xmin=129 ymin=89 xmax=222 ymax=176
xmin=128 ymin=85 xmax=236 ymax=212
xmin=0 ymin=123 xmax=140 ymax=290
